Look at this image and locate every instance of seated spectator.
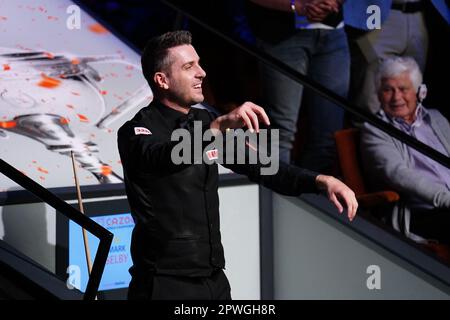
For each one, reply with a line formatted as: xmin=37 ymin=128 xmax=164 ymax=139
xmin=343 ymin=0 xmax=449 ymax=117
xmin=360 ymin=57 xmax=450 ymax=245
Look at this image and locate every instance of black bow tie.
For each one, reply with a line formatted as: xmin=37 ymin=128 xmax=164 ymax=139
xmin=178 ymin=109 xmax=198 ymax=130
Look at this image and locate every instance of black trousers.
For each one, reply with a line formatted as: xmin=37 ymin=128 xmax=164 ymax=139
xmin=410 ymin=208 xmax=450 ymax=244
xmin=127 ymin=269 xmax=231 ymax=300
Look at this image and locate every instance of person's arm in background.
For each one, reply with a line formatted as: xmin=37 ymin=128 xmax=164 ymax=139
xmin=249 ymin=0 xmax=307 ymax=14
xmin=360 ymin=122 xmax=450 ymax=209
xmin=248 ymin=0 xmax=340 ymax=18
xmin=305 ymin=0 xmax=344 ymax=22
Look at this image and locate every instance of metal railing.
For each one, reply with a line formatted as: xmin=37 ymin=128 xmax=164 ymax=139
xmin=0 ymin=158 xmax=113 ymax=300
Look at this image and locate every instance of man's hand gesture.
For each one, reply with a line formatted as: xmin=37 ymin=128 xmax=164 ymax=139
xmin=210 ymin=101 xmax=270 ymax=133
xmin=316 ymin=174 xmax=358 ymax=221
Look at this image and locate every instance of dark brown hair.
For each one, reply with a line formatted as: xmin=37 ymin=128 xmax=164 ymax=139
xmin=141 ymin=30 xmax=192 ymax=91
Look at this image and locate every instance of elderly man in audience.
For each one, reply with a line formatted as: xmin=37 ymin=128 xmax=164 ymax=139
xmin=360 ymin=57 xmax=450 ymax=245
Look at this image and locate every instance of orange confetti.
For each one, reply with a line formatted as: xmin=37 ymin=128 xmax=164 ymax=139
xmin=38 ymin=74 xmax=61 ymax=88
xmin=101 ymin=165 xmax=112 ymax=176
xmin=3 ymin=64 xmax=10 ymax=71
xmin=44 ymin=52 xmax=54 ymax=59
xmin=47 ymin=16 xmax=58 ymax=21
xmin=88 ymin=23 xmax=109 ymax=34
xmin=71 ymin=58 xmax=80 ymax=65
xmin=77 ymin=114 xmax=89 ymax=122
xmin=37 ymin=167 xmax=49 ymax=174
xmin=59 ymin=117 xmax=70 ymax=125
xmin=0 ymin=121 xmax=16 ymax=129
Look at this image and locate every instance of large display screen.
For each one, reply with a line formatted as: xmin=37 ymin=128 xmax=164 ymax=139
xmin=0 ymin=0 xmax=152 ymax=192
xmin=68 ymin=212 xmax=134 ymax=293
xmin=57 ymin=197 xmax=134 ymax=299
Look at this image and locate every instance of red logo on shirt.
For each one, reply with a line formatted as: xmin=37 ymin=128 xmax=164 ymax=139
xmin=206 ymin=149 xmax=219 ymax=160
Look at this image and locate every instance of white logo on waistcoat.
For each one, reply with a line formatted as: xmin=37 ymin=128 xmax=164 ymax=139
xmin=134 ymin=127 xmax=152 ymax=135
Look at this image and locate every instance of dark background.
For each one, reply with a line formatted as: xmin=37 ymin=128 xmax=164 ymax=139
xmin=76 ymin=0 xmax=450 ymax=164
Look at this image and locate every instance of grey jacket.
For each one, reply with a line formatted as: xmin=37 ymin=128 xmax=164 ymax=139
xmin=360 ymin=107 xmax=450 ymax=241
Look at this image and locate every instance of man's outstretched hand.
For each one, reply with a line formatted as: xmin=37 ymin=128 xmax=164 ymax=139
xmin=315 ymin=175 xmax=358 ymax=221
xmin=210 ymin=102 xmax=270 ymax=133
xmin=210 ymin=102 xmax=358 ymax=222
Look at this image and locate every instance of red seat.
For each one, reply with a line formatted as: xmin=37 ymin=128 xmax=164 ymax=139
xmin=334 ymin=128 xmax=399 ymax=209
xmin=335 ymin=128 xmax=450 ymax=264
